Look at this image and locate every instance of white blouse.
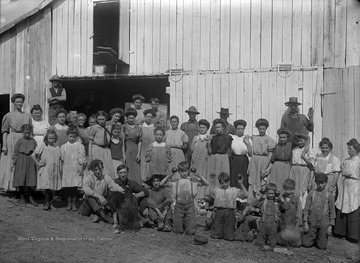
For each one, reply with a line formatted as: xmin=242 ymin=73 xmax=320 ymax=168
xmin=230 ymin=134 xmax=250 ymax=155
xmin=32 ymin=119 xmax=50 ymax=145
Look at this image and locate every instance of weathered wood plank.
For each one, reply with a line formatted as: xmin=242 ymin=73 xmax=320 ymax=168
xmin=291 ymin=0 xmax=301 ymax=66
xmin=311 ymin=0 xmax=324 ymax=66
xmin=301 ymin=0 xmax=311 ymax=67
xmin=159 ymin=0 xmax=170 ymax=73
xmin=334 ymin=0 xmax=346 ymax=68
xmin=144 ymin=0 xmax=153 ymax=74
xmin=323 ymin=0 xmax=335 ymax=67
xmin=205 ymin=74 xmax=213 ymax=122
xmin=220 ymin=74 xmax=230 ymax=119
xmin=189 ymin=74 xmax=198 ymax=110
xmin=236 ymin=73 xmax=244 ymax=120
xmin=182 ymin=0 xmax=192 ymax=70
xmin=67 ymin=0 xmax=75 ymax=75
xmin=229 ymin=73 xmax=237 ymax=122
xmin=136 ymin=0 xmax=145 ymax=74
xmin=243 ymin=73 xmax=253 ymax=134
xmin=129 ymin=0 xmax=138 ymax=74
xmin=80 ymin=0 xmax=88 ymax=75
xmin=272 ymin=0 xmax=283 ymax=67
xmin=176 ymin=0 xmax=184 ymax=69
xmin=192 ymin=0 xmax=201 ymax=70
xmin=240 ymin=0 xmax=251 ymax=69
xmin=260 ymin=0 xmax=272 ymax=68
xmin=168 ymin=0 xmax=177 ymax=69
xmin=345 ymin=0 xmax=360 ymax=67
xmin=212 ymin=74 xmax=221 ymax=121
xmin=220 ymin=0 xmax=230 ymax=70
xmin=119 ymin=0 xmax=130 ymax=64
xmin=200 ymin=0 xmax=210 ymax=70
xmin=86 ymin=0 xmax=94 ymax=75
xmin=210 ymin=0 xmax=220 ymax=70
xmin=73 ymin=0 xmax=81 ymax=75
xmin=197 ymin=74 xmax=206 ymax=119
xmin=282 ymin=0 xmax=292 ymax=63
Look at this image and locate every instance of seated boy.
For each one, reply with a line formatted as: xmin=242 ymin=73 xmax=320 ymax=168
xmin=255 ymin=183 xmax=284 ymax=251
xmin=160 ymin=161 xmax=209 ymax=235
xmin=79 ymin=159 xmax=125 ymax=223
xmin=235 ymin=201 xmax=257 ymax=242
xmin=143 ymin=174 xmax=173 ymax=232
xmin=278 ymin=179 xmax=302 ymax=247
xmin=302 ymin=173 xmax=335 ymax=250
xmin=210 ymin=173 xmax=248 ymax=241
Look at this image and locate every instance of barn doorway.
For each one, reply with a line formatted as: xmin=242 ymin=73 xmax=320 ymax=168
xmin=62 ymin=76 xmax=170 ymax=126
xmin=0 ymin=94 xmax=10 ymax=146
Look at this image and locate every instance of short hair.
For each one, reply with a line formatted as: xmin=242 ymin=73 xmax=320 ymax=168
xmin=111 ymin=123 xmax=122 ymax=134
xmin=96 ymin=110 xmax=108 ymax=120
xmin=77 ymin=113 xmax=87 ymax=122
xmin=255 ymin=118 xmax=269 ymax=128
xmin=117 ymin=164 xmax=129 ymax=172
xmin=198 ymin=119 xmax=210 ymax=129
xmin=89 ymin=159 xmax=104 ymax=171
xmin=277 ymin=128 xmax=291 ymax=137
xmin=88 ymin=114 xmax=96 ymax=121
xmin=347 ymin=138 xmax=360 ymax=153
xmin=170 ymin=115 xmax=179 ymax=122
xmin=143 ymin=109 xmax=156 ymax=117
xmin=67 ymin=111 xmax=78 ymax=123
xmin=265 ymin=183 xmax=277 ymax=192
xmin=218 ymin=172 xmax=230 ymax=183
xmin=213 ymin=118 xmax=226 ymax=128
xmin=151 ymin=98 xmax=159 ymax=104
xmin=66 ymin=125 xmax=79 ymax=136
xmin=319 ymin=137 xmax=333 ymax=150
xmin=21 ymin=124 xmax=33 ymax=133
xmin=30 ymin=104 xmax=42 ymax=114
xmin=109 ymin=108 xmax=124 ymax=117
xmin=43 ymin=129 xmax=58 ymax=146
xmin=283 ymin=179 xmax=295 ymax=190
xmin=178 ymin=161 xmax=189 ymax=171
xmin=11 ymin=93 xmax=25 ymax=103
xmin=56 ymin=109 xmax=68 ymax=118
xmin=154 ymin=126 xmax=165 ymax=135
xmin=233 ymin=119 xmax=247 ymax=129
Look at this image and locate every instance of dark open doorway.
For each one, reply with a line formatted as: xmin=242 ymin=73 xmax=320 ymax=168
xmin=61 ymin=76 xmax=170 ymax=125
xmin=0 ymin=94 xmax=10 ymax=146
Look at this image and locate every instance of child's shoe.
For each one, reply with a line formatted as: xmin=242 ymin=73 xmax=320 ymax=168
xmin=260 ymin=245 xmax=274 ymax=252
xmin=162 ymin=224 xmax=172 ymax=232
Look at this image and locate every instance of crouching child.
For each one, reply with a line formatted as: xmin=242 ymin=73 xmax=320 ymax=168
xmin=302 ymin=173 xmax=335 ymax=250
xmin=143 ymin=174 xmax=173 ymax=232
xmin=160 ymin=161 xmax=209 ymax=235
xmin=210 ymin=173 xmax=248 ymax=241
xmin=235 ymin=202 xmax=257 ymax=242
xmin=79 ymin=159 xmax=124 ymax=223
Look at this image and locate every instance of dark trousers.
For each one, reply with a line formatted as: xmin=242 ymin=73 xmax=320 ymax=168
xmin=78 ymin=196 xmax=103 ymax=216
xmin=257 ymin=221 xmax=278 ymax=247
xmin=211 ymin=208 xmax=236 ymax=241
xmin=333 ymin=208 xmax=360 ymax=242
xmin=302 ymin=223 xmax=328 ymax=250
xmin=173 ymin=202 xmax=196 ymax=235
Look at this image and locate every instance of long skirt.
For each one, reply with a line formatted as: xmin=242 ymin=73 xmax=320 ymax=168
xmin=90 ymin=144 xmax=116 ymax=179
xmin=12 ymin=154 xmax=37 ymax=187
xmin=268 ymin=161 xmax=291 ymax=191
xmin=248 ymin=155 xmax=269 ymax=196
xmin=289 ymin=165 xmax=311 ymax=208
xmin=0 ymin=132 xmax=22 ymax=191
xmin=125 ymin=141 xmax=141 ymax=184
xmin=333 ymin=208 xmax=360 ymax=242
xmin=229 ymin=154 xmax=249 ymax=189
xmin=207 ymin=153 xmax=230 ymax=194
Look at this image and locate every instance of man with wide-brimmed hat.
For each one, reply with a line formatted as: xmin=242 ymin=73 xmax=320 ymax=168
xmin=180 ymin=106 xmax=200 ymax=163
xmin=210 ymin=107 xmax=235 ymax=135
xmin=280 ymin=97 xmax=314 ymax=145
xmin=47 ymin=75 xmax=67 ymax=125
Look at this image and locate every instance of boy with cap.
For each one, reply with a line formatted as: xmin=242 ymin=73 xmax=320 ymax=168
xmin=143 ymin=174 xmax=173 ymax=232
xmin=278 ymin=179 xmax=302 ymax=247
xmin=302 ymin=173 xmax=336 ymax=250
xmin=160 ymin=161 xmax=209 ymax=235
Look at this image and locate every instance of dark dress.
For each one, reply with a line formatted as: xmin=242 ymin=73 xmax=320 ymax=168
xmin=12 ymin=137 xmax=37 ymax=187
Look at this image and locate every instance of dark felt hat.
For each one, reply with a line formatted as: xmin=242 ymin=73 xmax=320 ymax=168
xmin=233 ymin=119 xmax=247 ymax=128
xmin=315 ymin=173 xmax=328 ymax=183
xmin=132 ymin=94 xmax=145 ymax=102
xmin=285 ymin=97 xmax=302 ymax=106
xmin=216 ymin=107 xmax=232 ymax=116
xmin=49 ymin=75 xmax=61 ymax=82
xmin=193 ymin=235 xmax=208 ymax=245
xmin=255 ymin=118 xmax=269 ymax=128
xmin=185 ymin=106 xmax=200 ymax=115
xmin=144 ymin=174 xmax=166 ymax=186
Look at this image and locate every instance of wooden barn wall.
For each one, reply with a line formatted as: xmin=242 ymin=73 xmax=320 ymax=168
xmin=51 ymin=0 xmax=93 ymax=76
xmin=0 ymin=8 xmax=52 ymax=113
xmin=0 ymin=0 xmax=93 ymax=114
xmin=126 ymin=0 xmax=360 ymax=75
xmin=323 ymin=66 xmax=360 ymax=161
xmin=169 ymin=69 xmax=323 ymax=147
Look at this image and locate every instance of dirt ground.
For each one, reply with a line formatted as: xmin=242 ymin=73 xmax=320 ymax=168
xmin=0 ymin=195 xmax=359 ymax=263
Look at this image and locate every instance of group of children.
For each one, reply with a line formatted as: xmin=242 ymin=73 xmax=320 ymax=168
xmin=4 ymin=100 xmax=350 ymax=253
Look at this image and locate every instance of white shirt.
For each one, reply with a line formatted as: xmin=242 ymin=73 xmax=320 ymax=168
xmin=230 ymin=134 xmax=249 ymax=155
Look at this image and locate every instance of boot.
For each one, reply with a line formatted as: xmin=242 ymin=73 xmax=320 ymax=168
xmin=43 ymin=192 xmax=51 ymax=211
xmin=97 ymin=209 xmax=114 ymax=224
xmin=17 ymin=194 xmax=26 ymax=205
xmin=66 ymin=197 xmax=72 ymax=211
xmin=29 ymin=196 xmax=38 ymax=207
xmin=72 ymin=197 xmax=78 ymax=212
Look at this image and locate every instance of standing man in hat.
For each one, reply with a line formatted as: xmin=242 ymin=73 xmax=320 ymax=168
xmin=180 ymin=106 xmax=200 ymax=163
xmin=47 ymin=75 xmax=66 ymax=125
xmin=280 ymin=97 xmax=314 ymax=145
xmin=210 ymin=108 xmax=236 ymax=135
